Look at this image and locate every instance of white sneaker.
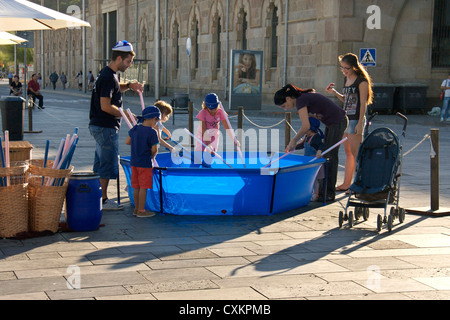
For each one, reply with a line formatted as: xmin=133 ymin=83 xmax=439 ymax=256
xmin=440 ymin=118 xmax=444 ymax=122
xmin=102 ymin=199 xmax=124 ymax=211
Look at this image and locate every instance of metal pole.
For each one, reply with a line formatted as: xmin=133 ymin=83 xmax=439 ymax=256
xmin=283 ymin=0 xmax=289 ymax=86
xmin=23 ymin=38 xmax=27 ymax=99
xmin=82 ymin=0 xmax=86 ymax=93
xmin=431 ymin=129 xmax=439 ymax=211
xmin=164 ymin=0 xmax=168 ymax=96
xmin=224 ymin=0 xmax=229 ymax=99
xmin=41 ymin=0 xmax=45 ymax=89
xmin=155 ymin=0 xmax=161 ymax=100
xmin=135 ymin=0 xmax=138 ymax=55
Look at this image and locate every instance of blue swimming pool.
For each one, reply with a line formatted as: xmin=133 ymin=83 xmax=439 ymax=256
xmin=120 ymin=152 xmax=325 ymax=216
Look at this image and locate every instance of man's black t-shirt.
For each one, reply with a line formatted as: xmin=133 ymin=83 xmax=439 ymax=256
xmin=89 ymin=66 xmax=122 ymax=130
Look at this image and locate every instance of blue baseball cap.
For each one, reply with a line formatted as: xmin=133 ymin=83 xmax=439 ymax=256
xmin=204 ymin=93 xmax=220 ymax=109
xmin=137 ymin=106 xmax=161 ymax=123
xmin=112 ymin=40 xmax=134 ymax=52
xmin=309 ymin=117 xmax=324 ymax=139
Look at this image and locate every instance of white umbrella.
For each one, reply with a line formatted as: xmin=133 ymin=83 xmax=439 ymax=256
xmin=0 ymin=0 xmax=91 ymax=31
xmin=0 ymin=31 xmax=28 ymax=45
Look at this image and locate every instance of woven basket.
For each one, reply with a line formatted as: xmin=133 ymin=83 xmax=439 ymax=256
xmin=0 ymin=163 xmax=29 ymax=238
xmin=28 ymin=160 xmax=73 ymax=233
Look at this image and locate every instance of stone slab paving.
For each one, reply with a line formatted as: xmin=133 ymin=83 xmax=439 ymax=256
xmin=1 ymin=81 xmax=450 ymax=302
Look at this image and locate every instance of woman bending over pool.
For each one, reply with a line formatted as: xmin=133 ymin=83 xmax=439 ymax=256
xmin=274 ymin=84 xmax=348 ymax=202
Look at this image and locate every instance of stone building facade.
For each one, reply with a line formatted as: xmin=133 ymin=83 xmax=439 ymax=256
xmin=34 ymin=0 xmax=449 ymax=106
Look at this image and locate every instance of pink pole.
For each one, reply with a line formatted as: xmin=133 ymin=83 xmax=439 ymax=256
xmin=184 ymin=128 xmax=233 ymax=168
xmin=127 ymin=108 xmax=137 ymax=125
xmin=119 ymin=107 xmax=133 ymax=129
xmin=262 ymin=151 xmax=295 ymax=168
xmin=308 ymin=137 xmax=348 ymax=162
xmin=138 ymin=91 xmax=145 ymax=111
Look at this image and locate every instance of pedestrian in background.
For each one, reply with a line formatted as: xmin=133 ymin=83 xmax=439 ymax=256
xmin=50 ymin=71 xmax=59 ymax=90
xmin=60 ymin=72 xmax=67 ymax=90
xmin=440 ymin=72 xmax=450 ymax=122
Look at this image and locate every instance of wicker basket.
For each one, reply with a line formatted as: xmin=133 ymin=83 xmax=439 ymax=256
xmin=28 ymin=160 xmax=73 ymax=233
xmin=0 ymin=163 xmax=29 ymax=238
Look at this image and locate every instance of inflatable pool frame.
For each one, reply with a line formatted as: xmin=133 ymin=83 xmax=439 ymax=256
xmin=120 ymin=152 xmax=325 ymax=216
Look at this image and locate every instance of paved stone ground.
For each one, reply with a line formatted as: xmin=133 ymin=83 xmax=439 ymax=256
xmin=1 ymin=80 xmax=450 ymax=302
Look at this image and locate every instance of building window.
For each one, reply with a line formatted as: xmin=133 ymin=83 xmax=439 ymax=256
xmin=174 ymin=21 xmax=179 ymax=70
xmin=237 ymin=8 xmax=248 ymax=50
xmin=103 ymin=11 xmax=117 ymax=61
xmin=271 ymin=7 xmax=278 ymax=68
xmin=432 ymin=0 xmax=450 ymax=68
xmin=194 ymin=19 xmax=199 ymax=69
xmin=217 ymin=18 xmax=222 ymax=69
xmin=242 ymin=11 xmax=248 ymax=50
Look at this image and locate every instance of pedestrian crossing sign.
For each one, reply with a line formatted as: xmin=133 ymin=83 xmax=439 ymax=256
xmin=360 ymin=48 xmax=376 ymax=67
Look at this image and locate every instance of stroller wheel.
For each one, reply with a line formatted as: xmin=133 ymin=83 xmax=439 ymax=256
xmin=390 ymin=206 xmax=395 ymax=217
xmin=355 ymin=207 xmax=362 ymax=220
xmin=387 ymin=215 xmax=393 ymax=232
xmin=363 ymin=208 xmax=370 ymax=221
xmin=377 ymin=214 xmax=383 ymax=232
xmin=348 ymin=211 xmax=354 ymax=228
xmin=339 ymin=211 xmax=344 ymax=228
xmin=399 ymin=208 xmax=406 ymax=223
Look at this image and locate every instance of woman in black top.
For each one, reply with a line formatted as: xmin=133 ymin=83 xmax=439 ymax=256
xmin=274 ymin=84 xmax=348 ymax=201
xmin=326 ymin=53 xmax=373 ymax=191
xmin=10 ymin=75 xmax=22 ymax=96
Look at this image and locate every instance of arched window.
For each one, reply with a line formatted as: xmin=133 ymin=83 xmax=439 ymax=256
xmin=237 ymin=8 xmax=248 ymax=50
xmin=217 ymin=17 xmax=222 ymax=69
xmin=194 ymin=19 xmax=199 ymax=69
xmin=271 ymin=7 xmax=278 ymax=68
xmin=172 ymin=20 xmax=180 ymax=70
xmin=211 ymin=12 xmax=222 ymax=80
xmin=242 ymin=11 xmax=248 ymax=50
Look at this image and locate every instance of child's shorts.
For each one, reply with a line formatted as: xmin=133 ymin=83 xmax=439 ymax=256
xmin=131 ymin=166 xmax=154 ymax=189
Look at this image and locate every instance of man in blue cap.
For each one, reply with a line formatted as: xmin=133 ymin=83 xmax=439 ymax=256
xmin=89 ymin=40 xmax=144 ymax=210
xmin=125 ymin=106 xmax=161 ymax=217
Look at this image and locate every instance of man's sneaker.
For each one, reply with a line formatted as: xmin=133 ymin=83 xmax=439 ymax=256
xmin=102 ymin=199 xmax=124 ymax=211
xmin=135 ymin=210 xmax=156 ymax=218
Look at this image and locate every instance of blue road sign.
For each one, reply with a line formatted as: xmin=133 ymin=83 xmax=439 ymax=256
xmin=360 ymin=48 xmax=376 ymax=67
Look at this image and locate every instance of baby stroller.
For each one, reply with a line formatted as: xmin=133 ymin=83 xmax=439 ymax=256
xmin=338 ymin=112 xmax=408 ymax=232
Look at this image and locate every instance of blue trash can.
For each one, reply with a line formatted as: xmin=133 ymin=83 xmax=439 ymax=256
xmin=65 ymin=172 xmax=102 ymax=231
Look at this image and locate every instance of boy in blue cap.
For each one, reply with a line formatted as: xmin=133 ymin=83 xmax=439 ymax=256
xmin=125 ymin=106 xmax=161 ymax=217
xmin=296 ymin=117 xmax=326 ymax=201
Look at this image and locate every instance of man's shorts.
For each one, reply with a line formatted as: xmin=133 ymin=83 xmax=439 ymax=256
xmin=131 ymin=166 xmax=154 ymax=189
xmin=89 ymin=125 xmax=120 ymax=180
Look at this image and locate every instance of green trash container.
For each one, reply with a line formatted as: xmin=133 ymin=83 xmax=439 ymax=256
xmin=371 ymin=83 xmax=397 ymax=114
xmin=0 ymin=96 xmax=26 ymax=141
xmin=394 ymin=84 xmax=428 ymax=114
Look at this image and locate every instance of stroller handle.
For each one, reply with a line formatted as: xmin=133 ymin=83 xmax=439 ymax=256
xmin=396 ymin=112 xmax=408 ymax=133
